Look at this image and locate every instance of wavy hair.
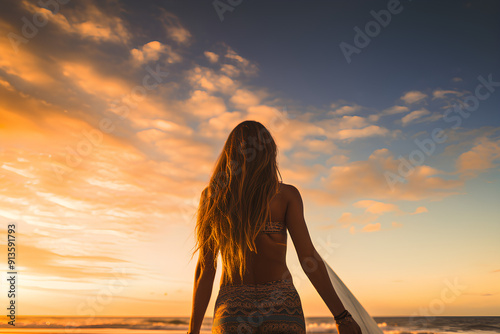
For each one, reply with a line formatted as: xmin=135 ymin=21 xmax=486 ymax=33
xmin=192 ymin=120 xmax=283 ymax=284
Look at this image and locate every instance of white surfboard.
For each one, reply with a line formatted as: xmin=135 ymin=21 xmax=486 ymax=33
xmin=320 ymin=254 xmax=384 ymax=334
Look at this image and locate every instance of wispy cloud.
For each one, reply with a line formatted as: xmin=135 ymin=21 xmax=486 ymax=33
xmin=400 ymin=90 xmax=428 ymax=104
xmin=401 ymin=108 xmax=431 ymax=126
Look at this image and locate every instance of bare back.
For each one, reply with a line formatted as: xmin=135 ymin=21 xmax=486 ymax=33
xmin=215 ymin=182 xmax=350 ymax=327
xmin=220 ymin=182 xmax=312 ymax=287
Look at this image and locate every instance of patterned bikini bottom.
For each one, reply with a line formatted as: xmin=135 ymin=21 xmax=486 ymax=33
xmin=212 ymin=278 xmax=306 ymax=334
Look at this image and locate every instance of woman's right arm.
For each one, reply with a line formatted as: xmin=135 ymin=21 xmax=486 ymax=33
xmin=285 ymin=184 xmax=346 ymax=317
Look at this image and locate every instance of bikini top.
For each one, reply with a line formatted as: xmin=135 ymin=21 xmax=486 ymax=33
xmin=259 ymin=221 xmax=286 ymax=234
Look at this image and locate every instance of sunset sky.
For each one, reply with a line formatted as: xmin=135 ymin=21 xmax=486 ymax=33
xmin=0 ymin=0 xmax=499 ymax=318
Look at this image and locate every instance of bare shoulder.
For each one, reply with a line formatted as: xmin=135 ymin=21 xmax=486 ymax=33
xmin=279 ymin=182 xmax=299 ymax=193
xmin=278 ymin=182 xmax=301 ymax=201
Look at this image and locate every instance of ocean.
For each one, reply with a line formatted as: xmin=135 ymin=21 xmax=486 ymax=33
xmin=1 ymin=316 xmax=499 ymax=333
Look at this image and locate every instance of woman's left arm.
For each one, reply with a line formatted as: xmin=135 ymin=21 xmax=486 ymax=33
xmin=188 ymin=251 xmax=217 ymax=334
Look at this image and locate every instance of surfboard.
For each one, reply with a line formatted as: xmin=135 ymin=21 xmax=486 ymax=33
xmin=320 ymin=254 xmax=384 ymax=334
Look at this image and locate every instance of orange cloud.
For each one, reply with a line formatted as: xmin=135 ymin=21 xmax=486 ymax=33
xmin=20 ymin=0 xmax=131 ymax=43
xmin=224 ymin=46 xmax=259 ymax=76
xmin=61 ymin=61 xmax=131 ymax=99
xmin=230 ymin=89 xmax=262 ymax=109
xmin=187 ymin=66 xmax=238 ymax=95
xmin=220 ymin=64 xmax=241 ymax=77
xmin=0 ymin=20 xmax=55 ymax=85
xmin=382 ymin=105 xmax=410 ymax=115
xmin=368 ymin=105 xmax=409 ymax=122
xmin=329 ymin=104 xmax=363 ymax=116
xmin=326 ymin=154 xmax=350 ymax=165
xmin=197 ymin=111 xmax=246 ymax=139
xmin=457 ymin=136 xmax=500 ymax=178
xmin=160 ymin=10 xmax=192 ymax=45
xmin=131 ymin=41 xmax=181 ymax=64
xmin=315 ymin=116 xmax=395 ymax=141
xmin=270 ymin=118 xmax=325 ymax=151
xmin=300 ymin=188 xmax=342 ymax=206
xmin=400 ymin=90 xmax=427 ymax=104
xmin=411 ymin=206 xmax=428 ymax=215
xmin=1 ymin=238 xmax=133 ymax=281
xmin=329 ymin=200 xmax=426 ymax=231
xmin=179 ymin=90 xmax=227 ymax=119
xmin=204 ymin=51 xmax=219 ymax=63
xmin=353 ymin=200 xmax=402 ymax=215
xmin=432 ymin=89 xmax=463 ymax=100
xmin=280 ymin=163 xmax=326 ymax=185
xmin=301 ymin=138 xmax=337 ymax=154
xmin=401 ymin=109 xmax=431 ymax=126
xmin=362 ymin=222 xmax=381 ymax=232
xmin=323 ymin=148 xmax=464 ymax=202
xmin=337 ymin=125 xmax=389 ymax=140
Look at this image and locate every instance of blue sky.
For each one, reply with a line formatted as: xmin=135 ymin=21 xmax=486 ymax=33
xmin=138 ymin=0 xmax=500 ymax=110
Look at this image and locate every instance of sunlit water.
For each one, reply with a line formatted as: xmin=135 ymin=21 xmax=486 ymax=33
xmin=1 ymin=316 xmax=499 ymax=334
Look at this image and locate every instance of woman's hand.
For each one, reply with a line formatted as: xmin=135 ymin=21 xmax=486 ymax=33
xmin=335 ymin=315 xmax=362 ymax=334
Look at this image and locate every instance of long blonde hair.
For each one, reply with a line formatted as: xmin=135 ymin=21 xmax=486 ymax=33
xmin=192 ymin=120 xmax=283 ymax=284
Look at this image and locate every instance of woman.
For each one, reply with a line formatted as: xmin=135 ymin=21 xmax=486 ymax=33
xmin=188 ymin=120 xmax=362 ymax=334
